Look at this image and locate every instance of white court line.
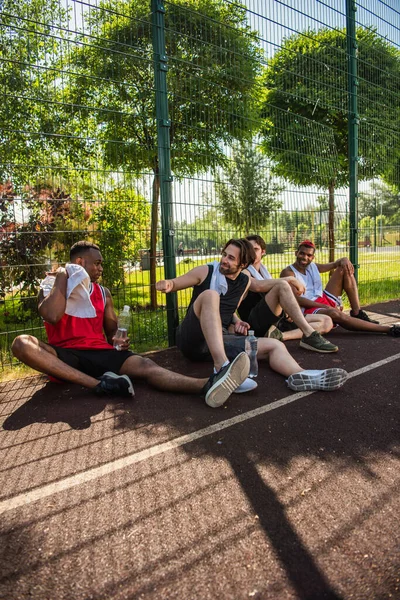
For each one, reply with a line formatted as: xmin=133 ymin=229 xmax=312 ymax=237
xmin=1 ymin=352 xmax=400 ymax=515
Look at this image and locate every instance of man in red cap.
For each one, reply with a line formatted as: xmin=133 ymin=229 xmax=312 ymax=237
xmin=280 ymin=240 xmax=400 ymax=336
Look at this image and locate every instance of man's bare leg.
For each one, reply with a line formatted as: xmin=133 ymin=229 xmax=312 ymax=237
xmin=256 ymin=337 xmax=306 ymax=377
xmin=281 ymin=314 xmax=333 ymax=341
xmin=11 ymin=335 xmax=99 ymax=388
xmin=265 ymin=280 xmax=320 ymax=338
xmin=325 ymin=266 xmax=363 ymax=314
xmin=192 ymin=289 xmax=230 ymax=371
xmin=317 ymin=308 xmax=392 ymax=333
xmin=120 ymin=355 xmax=207 ymax=393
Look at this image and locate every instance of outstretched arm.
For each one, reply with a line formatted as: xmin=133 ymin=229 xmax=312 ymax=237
xmin=38 ymin=268 xmax=68 ymax=324
xmin=156 ymin=265 xmax=209 ymax=293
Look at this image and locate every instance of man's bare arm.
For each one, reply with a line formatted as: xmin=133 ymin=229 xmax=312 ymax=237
xmin=103 ymin=289 xmax=119 ymax=345
xmin=156 ymin=265 xmax=209 ymax=293
xmin=38 ymin=268 xmax=68 ymax=324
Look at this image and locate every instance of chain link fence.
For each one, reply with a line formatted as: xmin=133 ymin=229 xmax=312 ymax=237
xmin=1 ymin=0 xmax=399 ymax=370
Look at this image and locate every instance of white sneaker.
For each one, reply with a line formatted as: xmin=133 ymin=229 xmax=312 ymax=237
xmin=286 ymin=368 xmax=348 ymax=392
xmin=233 ymin=377 xmax=258 ymax=394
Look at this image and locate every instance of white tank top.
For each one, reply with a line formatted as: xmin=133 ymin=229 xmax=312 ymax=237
xmin=288 ymin=262 xmax=323 ymax=301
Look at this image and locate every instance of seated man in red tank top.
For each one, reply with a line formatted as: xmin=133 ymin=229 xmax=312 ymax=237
xmin=11 ymin=241 xmax=250 ymax=409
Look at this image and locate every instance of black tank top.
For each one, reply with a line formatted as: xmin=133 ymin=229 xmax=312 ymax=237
xmin=237 ymin=281 xmax=264 ymax=322
xmin=188 ymin=265 xmax=249 ymax=330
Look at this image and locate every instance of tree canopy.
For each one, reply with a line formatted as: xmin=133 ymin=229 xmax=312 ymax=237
xmin=215 ymin=139 xmax=283 ymax=235
xmin=259 ymin=27 xmax=400 ymax=190
xmin=62 ymin=0 xmax=262 ymax=306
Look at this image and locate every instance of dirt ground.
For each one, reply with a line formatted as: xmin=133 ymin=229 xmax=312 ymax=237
xmin=1 ymin=300 xmax=399 ymax=600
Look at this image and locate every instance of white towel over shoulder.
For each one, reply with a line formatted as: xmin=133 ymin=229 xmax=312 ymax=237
xmin=247 ymin=263 xmax=272 ymax=281
xmin=208 ymin=261 xmax=228 ymax=295
xmin=39 ymin=263 xmax=96 ymax=318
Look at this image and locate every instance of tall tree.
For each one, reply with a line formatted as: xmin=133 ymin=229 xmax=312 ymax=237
xmin=215 ymin=139 xmax=283 ymax=235
xmin=259 ymin=27 xmax=400 ymax=260
xmin=359 ymin=180 xmax=400 ymax=225
xmin=0 ymin=0 xmax=67 ymax=186
xmin=63 ymin=0 xmax=262 ymax=307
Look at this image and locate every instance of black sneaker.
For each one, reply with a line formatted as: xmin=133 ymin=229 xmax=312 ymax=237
xmin=350 ymin=309 xmax=379 ymax=324
xmin=94 ymin=372 xmax=135 ymax=397
xmin=202 ymin=352 xmax=250 ymax=408
xmin=388 ymin=324 xmax=400 ymax=337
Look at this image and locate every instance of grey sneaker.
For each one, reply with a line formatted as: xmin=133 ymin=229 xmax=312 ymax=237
xmin=267 ymin=325 xmax=283 ymax=341
xmin=300 ymin=331 xmax=338 ymax=353
xmin=287 ymin=368 xmax=348 ymax=392
xmin=202 ymin=352 xmax=250 ymax=408
xmin=94 ymin=372 xmax=135 ymax=397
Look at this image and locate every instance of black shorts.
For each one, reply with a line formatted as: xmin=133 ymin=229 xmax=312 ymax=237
xmin=176 ymin=305 xmax=246 ymax=362
xmin=51 ymin=347 xmax=136 ymax=378
xmin=247 ymin=298 xmax=283 ymax=337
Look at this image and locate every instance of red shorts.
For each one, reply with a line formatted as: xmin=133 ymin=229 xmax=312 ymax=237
xmin=303 ymin=291 xmax=339 ymax=315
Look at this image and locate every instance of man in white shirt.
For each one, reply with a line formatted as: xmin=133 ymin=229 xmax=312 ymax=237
xmin=280 ymin=240 xmax=400 ymax=337
xmin=236 ymin=235 xmax=338 ymax=353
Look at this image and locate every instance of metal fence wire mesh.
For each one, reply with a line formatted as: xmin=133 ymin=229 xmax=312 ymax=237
xmin=1 ymin=0 xmax=399 ymax=369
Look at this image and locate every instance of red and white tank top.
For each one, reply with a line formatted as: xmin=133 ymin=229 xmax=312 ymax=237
xmin=44 ymin=282 xmax=112 ymax=349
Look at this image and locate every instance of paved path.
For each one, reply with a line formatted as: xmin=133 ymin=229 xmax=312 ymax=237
xmin=0 ymin=300 xmax=399 ymax=600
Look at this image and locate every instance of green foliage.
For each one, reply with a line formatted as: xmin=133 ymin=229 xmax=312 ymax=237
xmin=63 ymin=0 xmax=262 ymax=175
xmin=215 ymin=139 xmax=283 ymax=234
xmin=359 ymin=180 xmax=400 ymax=224
xmin=0 ymin=0 xmax=68 ymax=185
xmin=260 ymin=27 xmax=400 ymax=189
xmin=89 ymin=187 xmax=151 ymax=290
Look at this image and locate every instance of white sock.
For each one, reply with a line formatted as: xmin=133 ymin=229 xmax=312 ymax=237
xmin=297 ymin=369 xmax=324 ymax=376
xmin=214 ymin=360 xmax=229 ymax=374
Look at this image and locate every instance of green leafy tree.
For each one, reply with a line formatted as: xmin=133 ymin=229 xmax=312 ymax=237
xmin=259 ymin=27 xmax=400 ymax=260
xmin=89 ymin=188 xmax=151 ymax=289
xmin=63 ymin=0 xmax=262 ymax=307
xmin=214 ymin=140 xmax=283 ymax=235
xmin=0 ymin=0 xmax=68 ymax=185
xmin=359 ymin=180 xmax=400 ymax=225
xmin=175 ymin=207 xmax=233 ymax=255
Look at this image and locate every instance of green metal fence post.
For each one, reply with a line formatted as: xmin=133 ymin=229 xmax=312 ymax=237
xmin=151 ymin=0 xmax=178 ymax=345
xmin=346 ymin=0 xmax=359 ymax=280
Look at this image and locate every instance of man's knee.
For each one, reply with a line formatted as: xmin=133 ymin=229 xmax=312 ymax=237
xmin=275 ymin=279 xmax=291 ymax=293
xmin=11 ymin=334 xmax=37 ymax=359
xmin=319 ymin=314 xmax=334 ymax=331
xmin=193 ymin=289 xmax=220 ymax=315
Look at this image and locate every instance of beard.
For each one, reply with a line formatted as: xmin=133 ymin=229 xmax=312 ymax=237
xmin=219 ymin=262 xmax=241 ymax=277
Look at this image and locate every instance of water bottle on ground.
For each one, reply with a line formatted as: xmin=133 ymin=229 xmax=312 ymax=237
xmin=245 ymin=330 xmax=258 ymax=378
xmin=114 ymin=305 xmax=131 ymax=351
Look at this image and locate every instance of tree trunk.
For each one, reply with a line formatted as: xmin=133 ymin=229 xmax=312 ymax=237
xmin=328 ymin=180 xmax=335 ymax=264
xmin=150 ymin=172 xmax=160 ymax=310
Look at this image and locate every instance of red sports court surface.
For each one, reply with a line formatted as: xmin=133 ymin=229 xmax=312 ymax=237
xmin=0 ymin=300 xmax=399 ymax=600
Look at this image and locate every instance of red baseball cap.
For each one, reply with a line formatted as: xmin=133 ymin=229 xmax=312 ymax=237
xmin=298 ymin=239 xmax=316 ymax=249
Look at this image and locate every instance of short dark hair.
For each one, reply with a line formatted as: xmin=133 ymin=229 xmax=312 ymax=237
xmin=70 ymin=241 xmax=100 ymax=261
xmin=222 ymin=238 xmax=255 ymax=268
xmin=246 ymin=235 xmax=266 ymax=252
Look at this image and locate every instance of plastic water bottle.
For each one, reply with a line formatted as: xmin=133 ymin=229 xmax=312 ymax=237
xmin=113 ymin=305 xmax=131 ymax=351
xmin=245 ymin=330 xmax=258 ymax=378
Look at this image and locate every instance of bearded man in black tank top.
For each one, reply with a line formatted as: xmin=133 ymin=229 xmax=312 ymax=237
xmin=157 ymin=239 xmax=348 ymax=397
